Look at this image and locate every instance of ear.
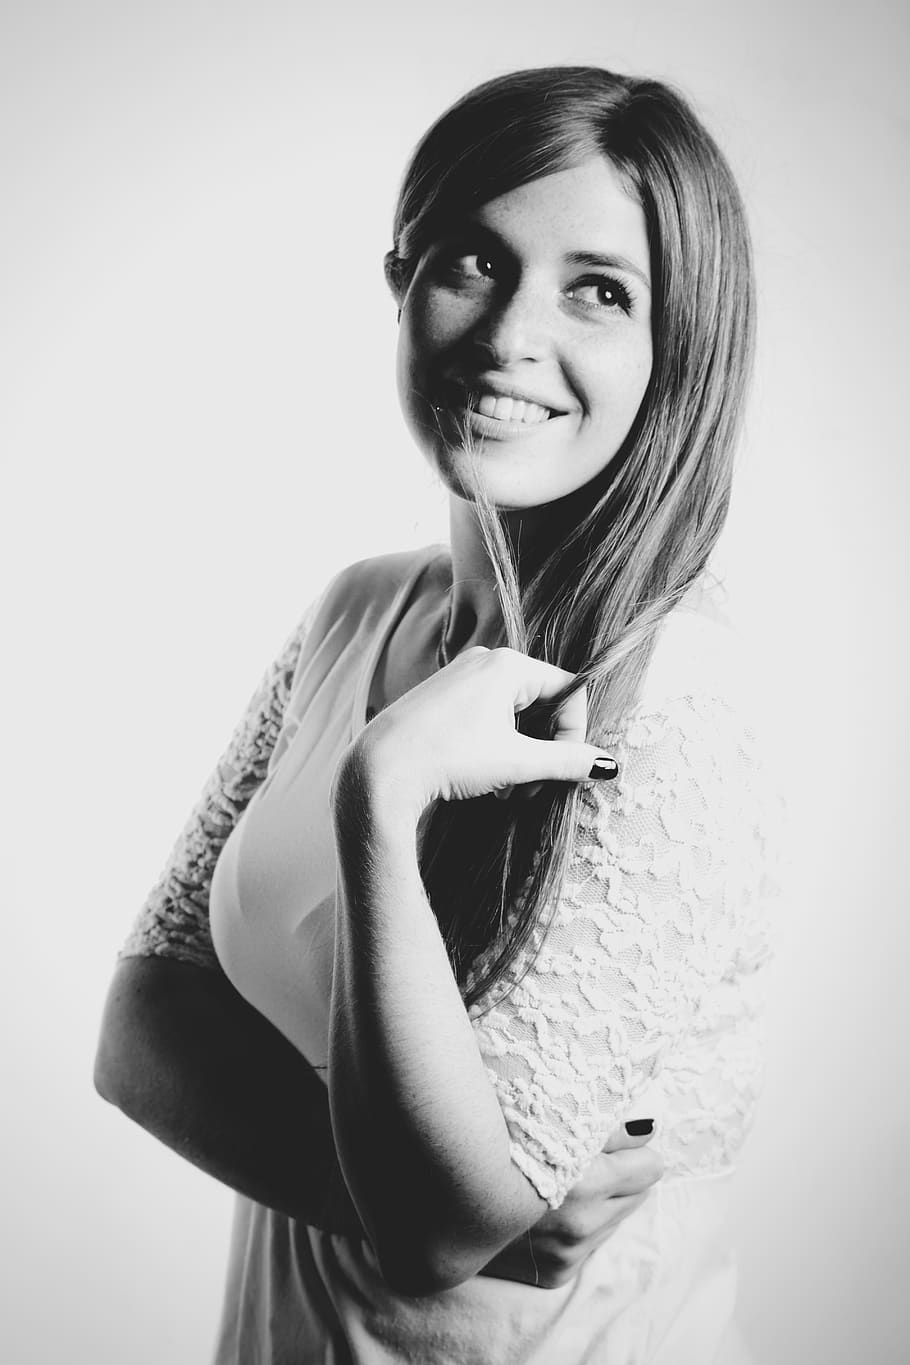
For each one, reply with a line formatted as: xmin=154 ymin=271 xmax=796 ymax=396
xmin=383 ymin=249 xmax=404 ymax=309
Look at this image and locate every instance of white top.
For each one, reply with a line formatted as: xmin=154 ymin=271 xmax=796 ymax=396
xmin=122 ymin=545 xmax=781 ymax=1364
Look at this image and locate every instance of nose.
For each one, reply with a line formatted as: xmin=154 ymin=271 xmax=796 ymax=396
xmin=470 ymin=278 xmax=553 ymax=366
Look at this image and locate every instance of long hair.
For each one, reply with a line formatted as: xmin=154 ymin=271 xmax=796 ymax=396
xmin=384 ymin=67 xmax=756 ymax=1009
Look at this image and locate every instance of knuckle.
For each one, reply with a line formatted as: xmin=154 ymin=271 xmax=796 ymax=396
xmin=556 ymin=1210 xmax=589 ymax=1244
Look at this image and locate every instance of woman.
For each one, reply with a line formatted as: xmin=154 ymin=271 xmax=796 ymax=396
xmin=96 ymin=66 xmax=779 ymax=1363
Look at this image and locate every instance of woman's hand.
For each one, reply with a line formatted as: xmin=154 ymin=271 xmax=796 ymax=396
xmin=480 ymin=1123 xmax=663 ymax=1289
xmin=343 ymin=646 xmax=617 ymax=822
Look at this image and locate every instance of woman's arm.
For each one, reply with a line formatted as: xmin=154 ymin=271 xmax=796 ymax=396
xmin=327 ymin=649 xmax=612 ymax=1293
xmin=96 ymin=957 xmax=660 ymax=1266
xmin=330 ymin=770 xmax=546 ymax=1291
xmin=95 ymin=956 xmax=362 ymax=1232
xmin=99 ymin=602 xmax=659 ymax=1277
xmin=93 ymin=599 xmax=360 ymax=1226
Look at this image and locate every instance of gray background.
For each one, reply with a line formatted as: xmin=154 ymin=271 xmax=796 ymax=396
xmin=2 ymin=1 xmax=907 ymax=1361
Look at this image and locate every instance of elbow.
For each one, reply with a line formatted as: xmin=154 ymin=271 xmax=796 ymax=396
xmin=339 ymin=1173 xmax=498 ymax=1295
xmin=337 ymin=1155 xmax=531 ymax=1297
xmin=93 ymin=1036 xmax=120 ymax=1106
xmin=92 ymin=956 xmax=177 ymax=1124
xmin=93 ymin=993 xmax=144 ymax=1118
xmin=374 ymin=1240 xmax=479 ymax=1297
xmin=368 ymin=1206 xmax=511 ymax=1296
xmin=94 ymin=982 xmax=128 ymax=1107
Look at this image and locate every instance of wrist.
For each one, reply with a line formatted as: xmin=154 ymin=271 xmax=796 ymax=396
xmin=332 ymin=735 xmax=424 ymax=843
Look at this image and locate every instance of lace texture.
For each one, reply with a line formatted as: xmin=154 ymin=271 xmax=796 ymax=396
xmin=467 ymin=693 xmax=780 ymax=1207
xmin=119 ymin=607 xmax=316 ymax=970
xmin=121 ymin=578 xmax=780 ymax=1214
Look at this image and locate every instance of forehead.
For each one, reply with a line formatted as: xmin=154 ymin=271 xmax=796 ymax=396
xmin=467 ymin=157 xmax=650 ymax=276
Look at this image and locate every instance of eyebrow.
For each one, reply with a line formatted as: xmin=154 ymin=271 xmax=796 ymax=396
xmin=565 ymin=251 xmax=652 ymax=292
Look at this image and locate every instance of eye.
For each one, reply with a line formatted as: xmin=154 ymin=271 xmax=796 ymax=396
xmin=565 ymin=275 xmax=634 ymax=313
xmin=449 ymin=252 xmax=497 ymax=280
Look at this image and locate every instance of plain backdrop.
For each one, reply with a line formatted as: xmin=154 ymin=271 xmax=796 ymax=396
xmin=2 ymin=1 xmax=907 ymax=1361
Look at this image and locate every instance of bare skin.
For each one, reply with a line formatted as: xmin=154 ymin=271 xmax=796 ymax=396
xmin=95 ymin=955 xmax=660 ymax=1289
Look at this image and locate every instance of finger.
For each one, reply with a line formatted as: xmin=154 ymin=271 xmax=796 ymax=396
xmin=603 ymin=1119 xmax=655 ymax=1152
xmin=600 ymin=1147 xmax=664 ymax=1198
xmin=486 ymin=649 xmax=600 ymax=754
xmin=568 ymin=1147 xmax=663 ymax=1202
xmin=586 ymin=1189 xmax=651 ymax=1240
xmin=548 ymin=681 xmax=588 ymax=746
xmin=516 ymin=734 xmax=618 ymax=786
xmin=490 ymin=649 xmax=586 ymax=738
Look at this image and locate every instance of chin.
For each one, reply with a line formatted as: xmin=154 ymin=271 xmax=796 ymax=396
xmin=431 ymin=455 xmax=578 ymax=515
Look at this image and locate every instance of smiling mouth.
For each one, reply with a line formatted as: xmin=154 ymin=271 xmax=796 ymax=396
xmin=434 ymin=382 xmax=561 ymax=430
xmin=471 ymin=392 xmax=552 ymax=425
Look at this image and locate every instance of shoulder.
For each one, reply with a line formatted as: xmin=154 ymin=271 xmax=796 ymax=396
xmin=621 ymin=580 xmax=779 ymax=773
xmin=314 ymin=544 xmax=447 ymax=621
xmin=637 ymin=579 xmax=752 ymax=716
xmin=590 ymin=577 xmax=784 ymax=835
xmin=589 ymin=581 xmax=785 ymax=889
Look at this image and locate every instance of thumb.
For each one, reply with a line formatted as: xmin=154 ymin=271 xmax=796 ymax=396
xmin=518 ymin=736 xmax=619 ymax=784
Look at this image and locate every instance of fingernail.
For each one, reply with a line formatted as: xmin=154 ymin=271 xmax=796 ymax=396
xmin=588 ymin=757 xmax=619 ymax=780
xmin=625 ymin=1119 xmax=653 ymax=1136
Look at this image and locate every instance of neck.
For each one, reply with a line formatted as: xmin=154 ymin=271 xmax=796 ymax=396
xmin=444 ymin=498 xmax=501 ymax=655
xmin=445 ymin=496 xmax=563 ymax=656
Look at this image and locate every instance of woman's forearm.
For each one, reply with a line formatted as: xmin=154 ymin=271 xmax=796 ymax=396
xmin=328 ymin=750 xmax=547 ymax=1294
xmin=94 ymin=956 xmax=362 ymax=1235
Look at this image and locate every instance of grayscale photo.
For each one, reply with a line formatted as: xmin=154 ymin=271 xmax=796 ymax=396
xmin=3 ymin=2 xmax=906 ymax=1362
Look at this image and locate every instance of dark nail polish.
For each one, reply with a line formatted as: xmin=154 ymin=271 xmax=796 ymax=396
xmin=589 ymin=758 xmax=618 ymax=780
xmin=625 ymin=1119 xmax=653 ymax=1136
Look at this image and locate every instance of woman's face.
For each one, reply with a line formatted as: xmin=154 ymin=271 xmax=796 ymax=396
xmin=396 ymin=156 xmax=653 ymax=511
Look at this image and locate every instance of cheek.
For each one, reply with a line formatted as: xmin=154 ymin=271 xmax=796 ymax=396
xmin=586 ymin=340 xmax=653 ymax=430
xmin=396 ymin=312 xmax=430 ymax=403
xmin=627 ymin=348 xmax=654 ymax=414
xmin=396 ymin=303 xmax=448 ymax=434
xmin=403 ymin=284 xmax=479 ymax=367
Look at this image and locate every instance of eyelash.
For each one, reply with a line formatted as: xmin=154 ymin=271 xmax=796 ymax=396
xmin=565 ymin=275 xmax=634 ymax=315
xmin=445 ymin=252 xmax=497 ymax=282
xmin=442 ymin=252 xmax=635 ymax=315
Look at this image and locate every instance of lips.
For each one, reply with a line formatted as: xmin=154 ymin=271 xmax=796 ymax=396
xmin=436 ymin=377 xmax=568 ymax=428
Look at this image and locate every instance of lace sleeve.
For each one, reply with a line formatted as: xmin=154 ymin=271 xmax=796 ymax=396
xmin=118 ymin=603 xmax=319 ymax=971
xmin=468 ymin=692 xmax=779 ymax=1207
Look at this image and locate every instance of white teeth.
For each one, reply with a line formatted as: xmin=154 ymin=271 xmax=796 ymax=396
xmin=473 ymin=393 xmax=551 ymax=424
